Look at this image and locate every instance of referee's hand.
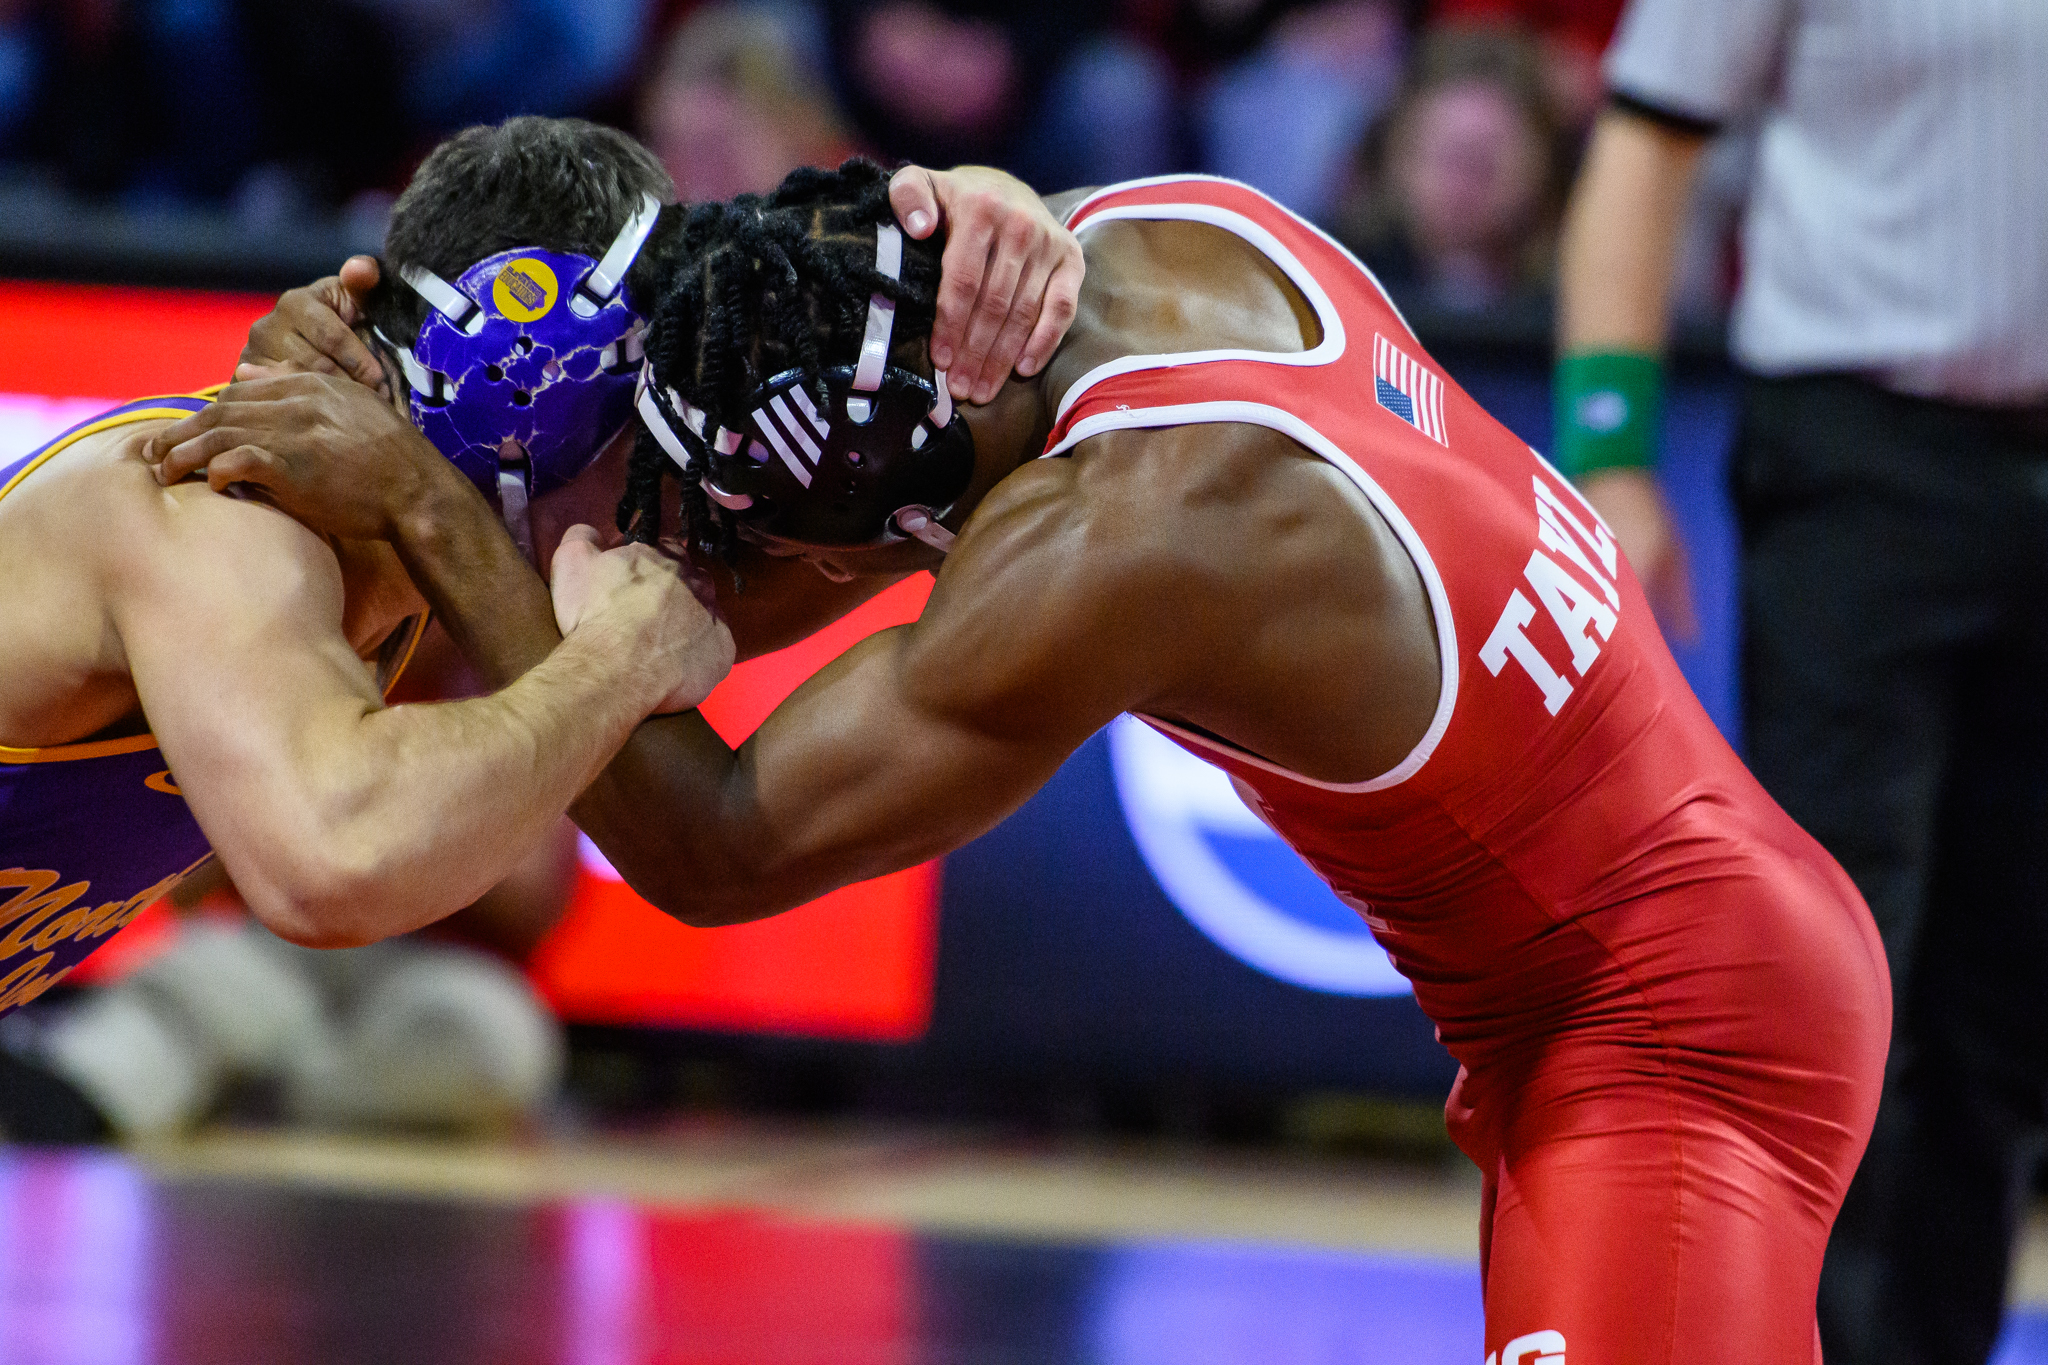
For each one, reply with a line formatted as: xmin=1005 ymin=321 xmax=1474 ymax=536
xmin=1580 ymin=468 xmax=1697 ymax=642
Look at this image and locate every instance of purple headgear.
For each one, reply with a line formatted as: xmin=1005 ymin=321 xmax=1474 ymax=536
xmin=383 ymin=192 xmax=663 ymax=558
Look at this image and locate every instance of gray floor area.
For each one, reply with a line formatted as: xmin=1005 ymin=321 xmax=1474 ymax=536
xmin=131 ymin=1119 xmax=2048 ymax=1306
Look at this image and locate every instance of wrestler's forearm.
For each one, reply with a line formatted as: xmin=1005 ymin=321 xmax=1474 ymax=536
xmin=385 ymin=471 xmax=765 ymax=906
xmin=239 ymin=618 xmax=672 ymax=946
xmin=388 ymin=467 xmax=896 ymax=668
xmin=570 ymin=633 xmax=927 ymax=928
xmin=1556 ymin=108 xmax=1706 ymax=355
xmin=391 ymin=465 xmax=562 ymax=684
xmin=569 ymin=618 xmax=1094 ymax=929
xmin=566 ymin=710 xmax=777 ymax=924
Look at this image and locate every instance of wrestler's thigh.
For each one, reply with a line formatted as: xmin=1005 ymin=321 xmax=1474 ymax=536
xmin=1481 ymin=1109 xmax=1828 ymax=1365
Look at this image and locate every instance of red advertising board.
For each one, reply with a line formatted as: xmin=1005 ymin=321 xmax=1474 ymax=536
xmin=528 ymin=576 xmax=938 ymax=1040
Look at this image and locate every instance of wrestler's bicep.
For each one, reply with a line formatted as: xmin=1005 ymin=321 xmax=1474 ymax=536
xmin=737 ymin=564 xmax=1146 ymax=888
xmin=110 ymin=491 xmax=383 ymax=874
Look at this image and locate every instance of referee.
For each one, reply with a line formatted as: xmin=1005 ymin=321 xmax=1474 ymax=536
xmin=1553 ymin=3 xmax=2048 ymax=1362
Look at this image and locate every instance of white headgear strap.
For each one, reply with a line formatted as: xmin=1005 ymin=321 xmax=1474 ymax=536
xmin=374 ymin=325 xmax=443 ymax=403
xmin=850 ymin=224 xmax=903 ymax=394
xmin=399 ymin=190 xmax=664 ymax=339
xmin=635 ymin=362 xmax=695 ymax=473
xmin=399 ymin=262 xmax=485 ymax=336
xmin=573 ymin=192 xmax=663 ymax=318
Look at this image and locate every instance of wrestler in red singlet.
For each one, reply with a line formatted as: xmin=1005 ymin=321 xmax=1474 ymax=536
xmin=1044 ymin=177 xmax=1891 ymax=1363
xmin=182 ymin=165 xmax=1893 ymax=1362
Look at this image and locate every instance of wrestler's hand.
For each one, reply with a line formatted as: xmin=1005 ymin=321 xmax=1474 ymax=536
xmin=550 ymin=525 xmax=734 ymax=714
xmin=891 ymin=164 xmax=1083 ymax=406
xmin=142 ymin=370 xmax=453 ymax=542
xmin=235 ymin=257 xmax=390 ymax=399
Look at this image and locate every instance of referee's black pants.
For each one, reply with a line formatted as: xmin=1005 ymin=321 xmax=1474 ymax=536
xmin=1735 ymin=374 xmax=2048 ymax=1365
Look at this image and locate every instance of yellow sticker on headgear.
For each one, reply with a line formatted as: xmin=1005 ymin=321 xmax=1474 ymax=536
xmin=492 ymin=258 xmax=559 ymax=323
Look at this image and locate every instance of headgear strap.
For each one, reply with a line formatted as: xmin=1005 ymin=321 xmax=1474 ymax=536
xmin=574 ymin=193 xmax=663 ymax=318
xmin=636 ymin=370 xmax=696 ymax=471
xmin=850 ymin=224 xmax=903 ymax=396
xmin=400 ymin=262 xmax=484 ymax=335
xmin=633 ymin=220 xmax=971 ymax=553
xmin=397 ymin=191 xmax=662 ymax=340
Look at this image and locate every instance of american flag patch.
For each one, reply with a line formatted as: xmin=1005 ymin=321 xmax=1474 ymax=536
xmin=1373 ymin=334 xmax=1446 ymax=446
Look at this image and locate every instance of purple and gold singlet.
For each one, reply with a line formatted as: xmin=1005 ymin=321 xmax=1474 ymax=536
xmin=0 ymin=394 xmax=424 ymax=1016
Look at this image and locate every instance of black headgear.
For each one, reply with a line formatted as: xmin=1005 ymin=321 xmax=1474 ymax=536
xmin=634 ymin=223 xmax=974 ymax=553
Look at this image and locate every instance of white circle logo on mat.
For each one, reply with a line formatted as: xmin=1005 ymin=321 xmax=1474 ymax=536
xmin=1107 ymin=717 xmax=1410 ymax=997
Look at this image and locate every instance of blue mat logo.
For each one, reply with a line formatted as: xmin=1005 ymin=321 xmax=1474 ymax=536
xmin=1107 ymin=717 xmax=1410 ymax=997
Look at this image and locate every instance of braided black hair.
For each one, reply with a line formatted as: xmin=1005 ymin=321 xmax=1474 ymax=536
xmin=619 ymin=158 xmax=943 ymax=558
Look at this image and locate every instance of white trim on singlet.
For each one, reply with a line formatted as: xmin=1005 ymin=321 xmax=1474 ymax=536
xmin=1045 ymin=400 xmax=1459 ymax=793
xmin=1054 ymin=201 xmax=1345 ymax=428
xmin=1046 ymin=181 xmax=1460 ymax=791
xmin=1061 ymin=174 xmax=1418 ymax=339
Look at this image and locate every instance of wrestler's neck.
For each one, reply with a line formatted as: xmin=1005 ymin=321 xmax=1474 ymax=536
xmin=953 ymin=363 xmax=1057 ymax=504
xmin=945 ymin=330 xmax=1125 ymax=519
xmin=947 ymin=274 xmax=1136 ymax=502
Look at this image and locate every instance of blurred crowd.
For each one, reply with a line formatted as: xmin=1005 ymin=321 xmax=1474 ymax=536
xmin=0 ymin=0 xmax=1743 ymax=321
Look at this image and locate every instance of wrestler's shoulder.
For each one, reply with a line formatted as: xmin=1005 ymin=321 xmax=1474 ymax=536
xmin=73 ymin=436 xmax=338 ymax=602
xmin=1046 ymin=419 xmax=1317 ymax=546
xmin=940 ymin=432 xmax=1274 ymax=637
xmin=0 ymin=420 xmax=169 ymax=555
xmin=956 ymin=443 xmax=1182 ymax=583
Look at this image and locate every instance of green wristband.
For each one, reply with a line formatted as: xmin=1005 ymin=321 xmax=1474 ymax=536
xmin=1553 ymin=351 xmax=1664 ymax=479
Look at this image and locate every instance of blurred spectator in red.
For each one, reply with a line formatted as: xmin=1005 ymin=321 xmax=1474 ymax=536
xmin=824 ymin=0 xmax=1176 ymax=191
xmin=1334 ymin=25 xmax=1565 ymax=315
xmin=1429 ymin=0 xmax=1626 ymax=134
xmin=1195 ymin=0 xmax=1406 ymax=222
xmin=639 ymin=2 xmax=860 ymax=203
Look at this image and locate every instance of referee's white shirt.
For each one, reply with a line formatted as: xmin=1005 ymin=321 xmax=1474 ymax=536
xmin=1606 ymin=0 xmax=2048 ymax=406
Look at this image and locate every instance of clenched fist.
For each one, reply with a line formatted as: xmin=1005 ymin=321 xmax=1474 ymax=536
xmin=550 ymin=525 xmax=734 ymax=715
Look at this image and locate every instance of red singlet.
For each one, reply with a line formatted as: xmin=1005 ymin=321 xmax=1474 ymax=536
xmin=1045 ymin=177 xmax=1890 ymax=1364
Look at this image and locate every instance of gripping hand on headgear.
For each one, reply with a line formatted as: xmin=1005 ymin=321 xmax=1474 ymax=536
xmin=890 ymin=165 xmax=1083 ymax=407
xmin=234 ymin=257 xmax=392 ymax=400
xmin=549 ymin=526 xmax=734 ymax=716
